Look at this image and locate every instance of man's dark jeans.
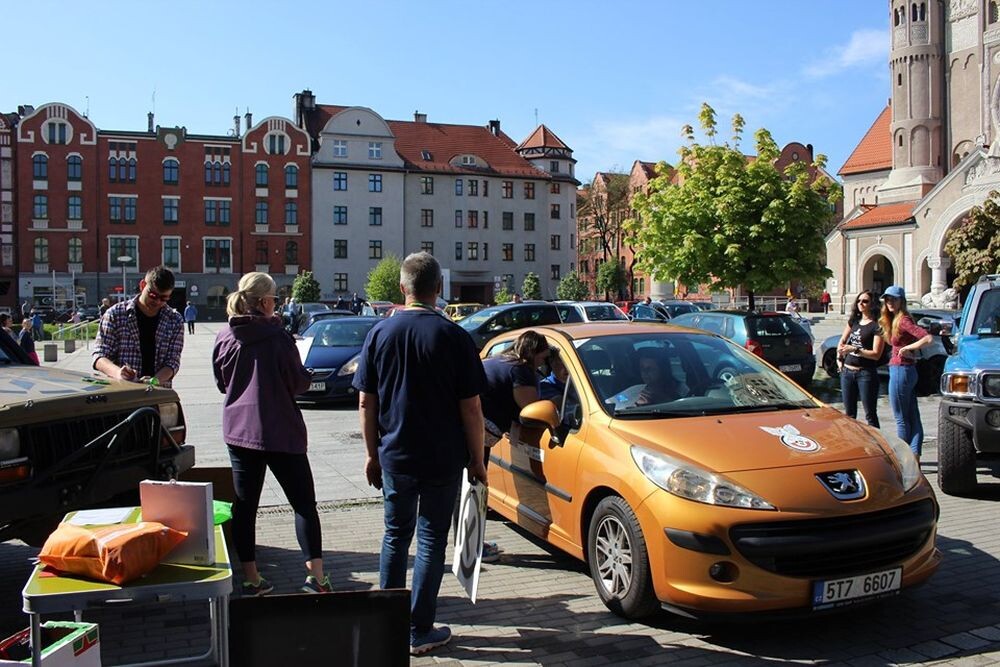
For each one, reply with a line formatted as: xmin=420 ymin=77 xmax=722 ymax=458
xmin=380 ymin=470 xmax=461 ymax=636
xmin=841 ymin=366 xmax=880 ymax=428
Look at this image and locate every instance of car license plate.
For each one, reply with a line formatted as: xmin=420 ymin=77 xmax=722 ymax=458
xmin=812 ymin=567 xmax=901 ymax=609
xmin=308 ymin=382 xmax=325 ymax=392
xmin=779 ymin=364 xmax=802 ymax=372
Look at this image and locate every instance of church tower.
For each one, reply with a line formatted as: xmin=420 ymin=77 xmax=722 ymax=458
xmin=879 ymin=0 xmax=946 ymax=202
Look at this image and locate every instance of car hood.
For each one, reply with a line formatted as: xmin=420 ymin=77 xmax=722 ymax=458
xmin=610 ymin=407 xmax=886 ymax=474
xmin=950 ymin=336 xmax=1000 ymax=372
xmin=303 ymin=345 xmax=362 ymax=370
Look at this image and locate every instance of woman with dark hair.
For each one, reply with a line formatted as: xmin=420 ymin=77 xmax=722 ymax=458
xmin=835 ymin=290 xmax=884 ymax=427
xmin=635 ymin=348 xmax=682 ymax=405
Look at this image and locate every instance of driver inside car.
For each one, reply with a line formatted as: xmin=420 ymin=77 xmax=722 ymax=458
xmin=635 ymin=349 xmax=686 ymax=405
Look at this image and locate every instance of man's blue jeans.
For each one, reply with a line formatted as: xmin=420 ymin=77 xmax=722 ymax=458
xmin=380 ymin=470 xmax=461 ymax=635
xmin=888 ymin=364 xmax=923 ymax=456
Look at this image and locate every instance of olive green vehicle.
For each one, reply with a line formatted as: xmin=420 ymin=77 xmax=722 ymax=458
xmin=0 ymin=334 xmax=192 ymax=544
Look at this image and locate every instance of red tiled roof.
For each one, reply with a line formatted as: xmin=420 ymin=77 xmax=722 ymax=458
xmin=840 ymin=202 xmax=915 ymax=230
xmin=310 ymin=104 xmax=549 ymax=178
xmin=516 ymin=124 xmax=569 ymax=151
xmin=840 ymin=106 xmax=892 ymax=176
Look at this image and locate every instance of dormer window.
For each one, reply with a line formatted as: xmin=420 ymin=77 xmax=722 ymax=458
xmin=421 ymin=150 xmax=432 ymax=161
xmin=461 ymin=155 xmax=476 ymax=166
xmin=369 ymin=142 xmax=383 ymax=160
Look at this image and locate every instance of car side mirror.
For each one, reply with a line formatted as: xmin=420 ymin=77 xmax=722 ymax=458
xmin=519 ymin=400 xmax=560 ymax=430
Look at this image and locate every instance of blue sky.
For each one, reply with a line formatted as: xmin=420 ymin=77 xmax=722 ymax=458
xmin=3 ymin=1 xmax=889 ymax=182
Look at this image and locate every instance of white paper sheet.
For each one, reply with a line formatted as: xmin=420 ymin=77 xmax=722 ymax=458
xmin=452 ymin=477 xmax=487 ymax=603
xmin=66 ymin=506 xmax=133 ymax=526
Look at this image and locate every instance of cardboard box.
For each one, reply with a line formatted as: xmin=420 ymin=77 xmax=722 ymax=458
xmin=140 ymin=480 xmax=215 ymax=565
xmin=0 ymin=622 xmax=101 ymax=666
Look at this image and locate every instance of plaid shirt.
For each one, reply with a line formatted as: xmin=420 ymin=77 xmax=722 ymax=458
xmin=93 ymin=297 xmax=185 ymax=376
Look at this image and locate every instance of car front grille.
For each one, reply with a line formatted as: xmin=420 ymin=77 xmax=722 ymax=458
xmin=729 ymin=499 xmax=936 ymax=578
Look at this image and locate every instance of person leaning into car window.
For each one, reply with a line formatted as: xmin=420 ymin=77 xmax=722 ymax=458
xmin=836 ymin=290 xmax=884 ymax=428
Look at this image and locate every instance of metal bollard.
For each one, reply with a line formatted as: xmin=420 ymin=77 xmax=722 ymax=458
xmin=43 ymin=343 xmax=58 ymax=362
xmin=64 ymin=339 xmax=76 ymax=353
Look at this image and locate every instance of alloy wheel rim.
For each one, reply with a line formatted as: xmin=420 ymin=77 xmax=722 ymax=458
xmin=595 ymin=515 xmax=633 ymax=597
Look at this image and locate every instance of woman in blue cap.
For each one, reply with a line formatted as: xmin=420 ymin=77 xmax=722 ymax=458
xmin=879 ymin=285 xmax=933 ymax=459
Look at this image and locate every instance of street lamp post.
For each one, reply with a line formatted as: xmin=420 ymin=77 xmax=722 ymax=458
xmin=117 ymin=256 xmax=132 ymax=301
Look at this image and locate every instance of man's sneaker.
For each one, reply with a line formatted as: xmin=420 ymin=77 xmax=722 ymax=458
xmin=481 ymin=541 xmax=502 ymax=564
xmin=241 ymin=576 xmax=273 ymax=597
xmin=410 ymin=625 xmax=451 ymax=655
xmin=301 ymin=575 xmax=333 ymax=593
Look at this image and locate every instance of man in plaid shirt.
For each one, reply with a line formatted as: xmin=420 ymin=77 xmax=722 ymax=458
xmin=93 ymin=266 xmax=185 ymax=386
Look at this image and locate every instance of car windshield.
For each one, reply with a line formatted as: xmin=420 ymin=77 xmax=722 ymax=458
xmin=584 ymin=305 xmax=629 ymax=321
xmin=456 ymin=305 xmax=480 ymax=316
xmin=303 ymin=319 xmax=376 ymax=347
xmin=662 ymin=303 xmax=697 ymax=317
xmin=971 ymin=290 xmax=1000 ymax=336
xmin=575 ymin=332 xmax=814 ymax=417
xmin=747 ymin=315 xmax=806 ymax=337
xmin=460 ymin=306 xmax=500 ymax=330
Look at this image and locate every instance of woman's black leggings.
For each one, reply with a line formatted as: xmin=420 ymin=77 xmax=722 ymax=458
xmin=227 ymin=445 xmax=323 ymax=563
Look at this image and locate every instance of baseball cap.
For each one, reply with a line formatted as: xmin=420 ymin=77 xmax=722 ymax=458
xmin=882 ymin=285 xmax=906 ymax=301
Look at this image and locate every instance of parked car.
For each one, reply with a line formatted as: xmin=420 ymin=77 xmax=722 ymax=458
xmin=938 ymin=274 xmax=1000 ymax=495
xmin=360 ymin=301 xmax=397 ymax=318
xmin=630 ymin=303 xmax=671 ymax=323
xmin=689 ymin=301 xmax=718 ymax=311
xmin=457 ymin=302 xmax=561 ymax=350
xmin=482 ymin=322 xmax=939 ymax=618
xmin=555 ymin=301 xmax=629 ymax=323
xmin=671 ymin=310 xmax=815 ymax=388
xmin=296 ymin=316 xmax=380 ymax=403
xmin=0 ymin=332 xmax=192 ymax=544
xmin=444 ymin=303 xmax=484 ymax=321
xmin=284 ymin=302 xmax=332 ymax=335
xmin=297 ymin=309 xmax=356 ymax=333
xmin=786 ymin=310 xmax=814 ymax=341
xmin=656 ymin=300 xmax=701 ymax=318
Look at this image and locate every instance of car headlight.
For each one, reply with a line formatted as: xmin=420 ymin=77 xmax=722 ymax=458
xmin=982 ymin=374 xmax=1000 ymax=399
xmin=629 ymin=445 xmax=775 ymax=510
xmin=337 ymin=354 xmax=361 ymax=377
xmin=880 ymin=431 xmax=921 ymax=491
xmin=0 ymin=429 xmax=20 ymax=460
xmin=158 ymin=403 xmax=181 ymax=429
xmin=941 ymin=372 xmax=977 ymax=398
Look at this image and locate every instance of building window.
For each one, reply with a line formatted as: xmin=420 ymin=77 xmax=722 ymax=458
xmin=109 ymin=197 xmax=121 ymax=223
xmin=212 ymin=161 xmax=222 ymax=185
xmin=524 ymin=182 xmax=535 ymax=199
xmin=570 ymin=233 xmax=575 ymax=249
xmin=483 ymin=242 xmax=489 ymax=261
xmin=222 ymin=162 xmax=231 ymax=185
xmin=502 ymin=181 xmax=513 ymax=198
xmin=32 ymin=195 xmax=47 ymax=219
xmin=524 ymin=243 xmax=535 ymax=261
xmin=255 ymin=201 xmax=268 ymax=225
xmin=368 ymin=142 xmax=382 ymax=159
xmin=64 ymin=195 xmax=82 ymax=220
xmin=467 ymin=210 xmax=478 ymax=228
xmin=550 ymin=161 xmax=559 ymax=173
xmin=502 ymin=243 xmax=513 ymax=261
xmin=333 ymin=206 xmax=347 ymax=225
xmin=255 ymin=240 xmax=268 ymax=265
xmin=455 ymin=242 xmax=462 ymax=261
xmin=47 ymin=122 xmax=67 ymax=145
xmin=468 ymin=179 xmax=478 ymax=196
xmin=285 ymin=241 xmax=298 ymax=264
xmin=163 ymin=198 xmax=178 ymax=224
xmin=204 ymin=201 xmax=216 ymax=225
xmin=334 ymin=239 xmax=348 ymax=258
xmin=551 ymin=264 xmax=561 ymax=280
xmin=421 ymin=209 xmax=434 ymax=227
xmin=34 ymin=238 xmax=48 ymax=264
xmin=68 ymin=237 xmax=83 ymax=264
xmin=163 ymin=159 xmax=179 ymax=185
xmin=482 ymin=180 xmax=489 ymax=197
xmin=285 ymin=165 xmax=298 ymax=189
xmin=420 ymin=176 xmax=434 ymax=194
xmin=127 ymin=158 xmax=136 ymax=183
xmin=67 ymin=155 xmax=82 ymax=182
xmin=32 ymin=154 xmax=48 ymax=180
xmin=550 ymin=182 xmax=561 ymax=194
xmin=455 ymin=179 xmax=463 ymax=196
xmin=455 ymin=210 xmax=462 ymax=228
xmin=333 ymin=140 xmax=347 ymax=157
xmin=204 ymin=239 xmax=232 ymax=271
xmin=524 ymin=212 xmax=535 ymax=231
xmin=203 ymin=161 xmax=213 ymax=184
xmin=255 ymin=164 xmax=268 ymax=188
xmin=482 ymin=210 xmax=488 ymax=228
xmin=369 ymin=239 xmax=383 ymax=259
xmin=219 ymin=200 xmax=231 ymax=225
xmin=333 ymin=172 xmax=347 ymax=190
xmin=421 ymin=241 xmax=433 ymax=254
xmin=502 ymin=212 xmax=513 ymax=230
xmin=551 ymin=234 xmax=561 ymax=250
xmin=461 ymin=155 xmax=476 ymax=166
xmin=268 ymin=134 xmax=286 ymax=155
xmin=333 ymin=273 xmax=348 ymax=291
xmin=467 ymin=242 xmax=478 ymax=260
xmin=163 ymin=238 xmax=180 ymax=269
xmin=109 ymin=237 xmax=138 ymax=269
xmin=369 ymin=207 xmax=383 ymax=226
xmin=123 ymin=197 xmax=136 ymax=224
xmin=570 ymin=203 xmax=575 ymax=219
xmin=369 ymin=173 xmax=383 ymax=192
xmin=550 ymin=204 xmax=561 ymax=219
xmin=285 ymin=202 xmax=298 ymax=225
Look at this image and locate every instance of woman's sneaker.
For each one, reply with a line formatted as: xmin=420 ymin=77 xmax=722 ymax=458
xmin=301 ymin=575 xmax=333 ymax=593
xmin=241 ymin=576 xmax=273 ymax=597
xmin=410 ymin=625 xmax=451 ymax=655
xmin=481 ymin=541 xmax=502 ymax=563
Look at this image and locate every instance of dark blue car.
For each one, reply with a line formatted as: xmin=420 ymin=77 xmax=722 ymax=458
xmin=296 ymin=316 xmax=379 ymax=403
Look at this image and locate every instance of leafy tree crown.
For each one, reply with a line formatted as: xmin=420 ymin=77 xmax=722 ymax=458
xmin=556 ymin=270 xmax=590 ymax=301
xmin=365 ymin=255 xmax=403 ymax=302
xmin=522 ymin=272 xmax=542 ymax=300
xmin=291 ymin=271 xmax=321 ymax=303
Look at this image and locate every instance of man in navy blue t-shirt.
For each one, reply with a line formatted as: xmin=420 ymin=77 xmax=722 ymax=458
xmin=353 ymin=251 xmax=486 ymax=656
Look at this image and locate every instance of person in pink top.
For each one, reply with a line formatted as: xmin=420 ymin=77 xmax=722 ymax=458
xmin=879 ymin=286 xmax=933 ymax=459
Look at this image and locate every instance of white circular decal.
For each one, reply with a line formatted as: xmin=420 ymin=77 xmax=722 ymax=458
xmin=760 ymin=425 xmax=821 ymax=452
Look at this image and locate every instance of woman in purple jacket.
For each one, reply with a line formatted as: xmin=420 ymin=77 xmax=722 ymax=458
xmin=212 ymin=272 xmax=330 ymax=595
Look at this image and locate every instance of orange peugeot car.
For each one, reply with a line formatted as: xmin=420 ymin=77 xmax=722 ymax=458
xmin=481 ymin=322 xmax=940 ymax=619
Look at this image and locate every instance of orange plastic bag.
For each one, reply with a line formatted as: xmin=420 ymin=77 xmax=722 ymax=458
xmin=39 ymin=522 xmax=188 ymax=584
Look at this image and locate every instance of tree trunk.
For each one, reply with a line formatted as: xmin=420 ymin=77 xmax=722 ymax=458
xmin=747 ymin=290 xmax=756 ymax=312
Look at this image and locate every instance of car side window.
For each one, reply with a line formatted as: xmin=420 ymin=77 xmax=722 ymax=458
xmin=485 ymin=315 xmax=507 ymax=333
xmin=485 ymin=340 xmax=513 ymax=358
xmin=560 ymin=375 xmax=583 ymax=431
xmin=559 ymin=306 xmax=582 ymax=323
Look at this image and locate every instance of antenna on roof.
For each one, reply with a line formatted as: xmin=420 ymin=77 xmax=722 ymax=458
xmin=84 ymin=96 xmax=89 ymax=118
xmin=534 ymin=108 xmax=538 ymax=126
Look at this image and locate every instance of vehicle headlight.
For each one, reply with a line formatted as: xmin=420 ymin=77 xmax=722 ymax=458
xmin=158 ymin=403 xmax=181 ymax=429
xmin=982 ymin=374 xmax=1000 ymax=399
xmin=880 ymin=431 xmax=921 ymax=491
xmin=0 ymin=429 xmax=20 ymax=460
xmin=337 ymin=354 xmax=361 ymax=377
xmin=629 ymin=445 xmax=775 ymax=510
xmin=941 ymin=372 xmax=977 ymax=398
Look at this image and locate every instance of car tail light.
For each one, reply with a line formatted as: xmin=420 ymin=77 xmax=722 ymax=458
xmin=803 ymin=341 xmax=814 ymax=355
xmin=745 ymin=339 xmax=764 ymax=357
xmin=0 ymin=457 xmax=31 ymax=484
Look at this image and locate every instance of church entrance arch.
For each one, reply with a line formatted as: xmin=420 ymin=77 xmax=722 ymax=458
xmin=861 ymin=254 xmax=895 ymax=296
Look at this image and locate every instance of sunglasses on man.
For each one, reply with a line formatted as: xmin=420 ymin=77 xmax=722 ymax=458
xmin=146 ymin=288 xmax=172 ymax=302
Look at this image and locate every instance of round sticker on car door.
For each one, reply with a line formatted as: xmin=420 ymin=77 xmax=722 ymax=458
xmin=760 ymin=424 xmax=820 ymax=452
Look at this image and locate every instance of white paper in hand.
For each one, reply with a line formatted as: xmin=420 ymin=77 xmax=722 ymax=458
xmin=452 ymin=476 xmax=487 ymax=603
xmin=296 ymin=336 xmax=314 ymax=365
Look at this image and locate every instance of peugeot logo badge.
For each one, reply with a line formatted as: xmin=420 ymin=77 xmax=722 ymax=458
xmin=816 ymin=470 xmax=866 ymax=500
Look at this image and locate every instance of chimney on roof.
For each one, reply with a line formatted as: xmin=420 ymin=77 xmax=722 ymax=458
xmin=293 ymin=89 xmax=315 ymax=128
xmin=17 ymin=105 xmax=35 ymax=118
xmin=488 ymin=119 xmax=501 ymax=136
xmin=147 ymin=112 xmax=154 ymax=133
xmin=414 ymin=111 xmax=427 ymax=123
xmin=234 ymin=113 xmax=241 ymax=138
xmin=244 ymin=111 xmax=252 ymax=130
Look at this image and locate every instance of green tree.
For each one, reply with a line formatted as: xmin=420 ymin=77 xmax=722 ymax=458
xmin=945 ymin=190 xmax=1000 ymax=289
xmin=556 ymin=270 xmax=589 ymax=301
xmin=629 ymin=103 xmax=840 ymax=311
xmin=494 ymin=286 xmax=513 ymax=305
xmin=595 ymin=261 xmax=627 ymax=300
xmin=364 ymin=255 xmax=403 ymax=302
xmin=291 ymin=271 xmax=321 ymax=303
xmin=522 ymin=272 xmax=541 ymax=300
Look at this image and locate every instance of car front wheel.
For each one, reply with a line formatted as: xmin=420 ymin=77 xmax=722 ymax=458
xmin=937 ymin=403 xmax=978 ymax=496
xmin=822 ymin=349 xmax=840 ymax=379
xmin=587 ymin=496 xmax=659 ymax=619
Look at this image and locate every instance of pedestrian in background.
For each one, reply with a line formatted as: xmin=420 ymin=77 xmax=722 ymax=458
xmin=213 ymin=271 xmax=330 ymax=596
xmin=353 ymin=251 xmax=487 ymax=656
xmin=785 ymin=296 xmax=800 ymax=314
xmin=880 ymin=286 xmax=933 ymax=460
xmin=184 ymin=301 xmax=197 ymax=334
xmin=821 ymin=289 xmax=832 ymax=314
xmin=350 ymin=292 xmax=363 ymax=314
xmin=98 ymin=298 xmax=111 ymax=318
xmin=18 ymin=319 xmax=38 ymax=365
xmin=30 ymin=310 xmax=43 ymax=341
xmin=836 ymin=290 xmax=884 ymax=428
xmin=21 ymin=300 xmax=30 ymax=320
